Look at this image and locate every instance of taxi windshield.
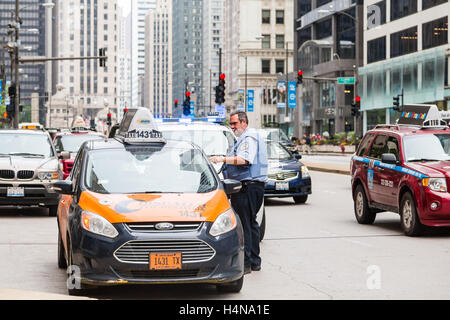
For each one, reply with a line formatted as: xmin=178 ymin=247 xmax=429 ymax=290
xmin=160 ymin=128 xmax=235 ymax=156
xmin=266 ymin=141 xmax=292 ymax=160
xmin=0 ymin=133 xmax=54 ymax=158
xmin=85 ymin=146 xmax=217 ymax=194
xmin=403 ymin=134 xmax=450 ymax=162
xmin=54 ymin=134 xmax=103 ymax=153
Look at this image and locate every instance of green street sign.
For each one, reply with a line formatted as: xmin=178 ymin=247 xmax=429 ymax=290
xmin=337 ymin=77 xmax=355 ymax=84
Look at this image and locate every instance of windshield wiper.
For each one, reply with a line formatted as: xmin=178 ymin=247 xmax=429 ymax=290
xmin=9 ymin=152 xmax=45 ymax=158
xmin=408 ymin=158 xmax=443 ymax=162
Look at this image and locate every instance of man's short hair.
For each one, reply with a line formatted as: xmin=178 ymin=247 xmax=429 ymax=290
xmin=230 ymin=111 xmax=248 ymax=124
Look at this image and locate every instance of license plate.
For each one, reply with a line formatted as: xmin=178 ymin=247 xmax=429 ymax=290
xmin=275 ymin=182 xmax=289 ymax=191
xmin=7 ymin=187 xmax=24 ymax=197
xmin=149 ymin=252 xmax=182 ymax=270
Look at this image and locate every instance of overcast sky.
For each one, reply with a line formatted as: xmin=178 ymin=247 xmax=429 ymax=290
xmin=117 ymin=0 xmax=131 ymax=15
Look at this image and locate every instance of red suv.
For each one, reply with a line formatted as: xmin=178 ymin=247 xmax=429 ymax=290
xmin=53 ymin=129 xmax=105 ymax=179
xmin=351 ymin=105 xmax=450 ymax=236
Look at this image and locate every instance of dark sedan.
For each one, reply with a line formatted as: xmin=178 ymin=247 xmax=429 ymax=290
xmin=264 ymin=141 xmax=312 ymax=204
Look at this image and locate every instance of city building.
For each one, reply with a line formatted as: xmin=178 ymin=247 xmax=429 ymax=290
xmin=143 ymin=0 xmax=172 ymax=117
xmin=130 ymin=0 xmax=156 ymax=108
xmin=360 ymin=0 xmax=450 ymax=133
xmin=51 ymin=0 xmax=119 ymax=128
xmin=224 ymin=0 xmax=294 ymax=130
xmin=0 ymin=0 xmax=47 ymax=124
xmin=117 ymin=10 xmax=132 ymax=122
xmin=172 ymin=0 xmax=204 ymax=118
xmin=294 ymin=0 xmax=364 ymax=138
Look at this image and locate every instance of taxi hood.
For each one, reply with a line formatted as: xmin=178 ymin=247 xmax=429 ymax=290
xmin=78 ymin=190 xmax=231 ymax=224
xmin=407 ymin=161 xmax=450 ymax=179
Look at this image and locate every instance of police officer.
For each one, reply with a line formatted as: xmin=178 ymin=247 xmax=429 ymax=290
xmin=210 ymin=111 xmax=268 ymax=274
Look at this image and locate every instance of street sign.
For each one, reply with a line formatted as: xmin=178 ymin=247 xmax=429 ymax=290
xmin=288 ymin=81 xmax=296 ymax=109
xmin=247 ymin=89 xmax=254 ymax=112
xmin=337 ymin=77 xmax=355 ymax=85
xmin=214 ymin=104 xmax=226 ymax=118
xmin=190 ymin=101 xmax=195 ymax=117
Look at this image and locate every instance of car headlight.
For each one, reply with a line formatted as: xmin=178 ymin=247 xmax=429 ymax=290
xmin=81 ymin=211 xmax=119 ymax=238
xmin=423 ymin=178 xmax=447 ymax=192
xmin=209 ymin=209 xmax=237 ymax=237
xmin=38 ymin=171 xmax=60 ymax=180
xmin=301 ymin=166 xmax=310 ymax=178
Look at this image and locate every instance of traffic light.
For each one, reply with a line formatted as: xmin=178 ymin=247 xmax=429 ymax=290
xmin=183 ymin=92 xmax=191 ymax=116
xmin=351 ymin=97 xmax=361 ymax=117
xmin=393 ymin=95 xmax=401 ymax=111
xmin=106 ymin=112 xmax=112 ymax=126
xmin=8 ymin=82 xmax=16 ymax=99
xmin=6 ymin=100 xmax=15 ymax=120
xmin=215 ymin=74 xmax=226 ymax=104
xmin=99 ymin=47 xmax=107 ymax=67
xmin=174 ymin=99 xmax=178 ymax=108
xmin=297 ymin=70 xmax=303 ymax=85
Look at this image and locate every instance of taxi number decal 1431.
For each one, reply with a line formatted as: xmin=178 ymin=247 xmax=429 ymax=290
xmin=126 ymin=129 xmax=162 ymax=139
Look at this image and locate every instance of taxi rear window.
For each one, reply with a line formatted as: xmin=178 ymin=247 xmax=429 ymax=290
xmin=356 ymin=134 xmax=373 ymax=157
xmin=84 ymin=146 xmax=217 ymax=194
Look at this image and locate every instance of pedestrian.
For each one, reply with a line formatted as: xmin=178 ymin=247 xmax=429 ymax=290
xmin=210 ymin=111 xmax=268 ymax=275
xmin=302 ymin=133 xmax=312 ymax=154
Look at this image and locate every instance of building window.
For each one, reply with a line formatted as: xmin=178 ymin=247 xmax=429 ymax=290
xmin=262 ymin=34 xmax=271 ymax=49
xmin=262 ymin=10 xmax=270 ymax=24
xmin=276 ymin=35 xmax=285 ymax=49
xmin=390 ymin=26 xmax=418 ymax=58
xmin=316 ymin=0 xmax=332 ymax=7
xmin=390 ymin=0 xmax=417 ymax=22
xmin=276 ymin=10 xmax=284 ymax=24
xmin=297 ymin=26 xmax=311 ymax=49
xmin=422 ymin=0 xmax=447 ymax=10
xmin=275 ymin=60 xmax=285 ymax=73
xmin=367 ymin=36 xmax=386 ymax=63
xmin=298 ymin=0 xmax=312 ymax=18
xmin=316 ymin=18 xmax=332 ymax=39
xmin=262 ymin=60 xmax=271 ymax=73
xmin=422 ymin=16 xmax=448 ymax=50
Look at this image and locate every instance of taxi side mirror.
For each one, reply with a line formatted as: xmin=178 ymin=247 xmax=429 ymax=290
xmin=59 ymin=152 xmax=70 ymax=160
xmin=222 ymin=179 xmax=242 ymax=195
xmin=295 ymin=154 xmax=302 ymax=160
xmin=53 ymin=180 xmax=73 ymax=195
xmin=381 ymin=153 xmax=398 ymax=165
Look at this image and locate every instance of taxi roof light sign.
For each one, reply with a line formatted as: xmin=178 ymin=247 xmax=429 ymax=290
xmin=116 ymin=108 xmax=166 ymax=144
xmin=397 ymin=104 xmax=448 ymax=129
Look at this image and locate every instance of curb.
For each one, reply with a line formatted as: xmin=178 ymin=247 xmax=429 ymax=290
xmin=0 ymin=288 xmax=94 ymax=300
xmin=307 ymin=166 xmax=350 ymax=175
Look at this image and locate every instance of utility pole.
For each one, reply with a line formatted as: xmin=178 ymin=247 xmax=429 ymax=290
xmin=13 ymin=0 xmax=20 ymax=129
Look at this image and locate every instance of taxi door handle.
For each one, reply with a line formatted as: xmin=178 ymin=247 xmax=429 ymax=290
xmin=376 ymin=167 xmax=384 ymax=172
xmin=362 ymin=164 xmax=368 ymax=168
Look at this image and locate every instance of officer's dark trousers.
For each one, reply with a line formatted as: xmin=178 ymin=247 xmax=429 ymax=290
xmin=230 ymin=183 xmax=264 ymax=268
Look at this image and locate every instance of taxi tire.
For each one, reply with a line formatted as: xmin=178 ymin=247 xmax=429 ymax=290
xmin=67 ymin=240 xmax=96 ymax=296
xmin=57 ymin=229 xmax=67 ymax=269
xmin=259 ymin=209 xmax=266 ymax=242
xmin=400 ymin=192 xmax=424 ymax=237
xmin=48 ymin=205 xmax=58 ymax=217
xmin=216 ymin=276 xmax=244 ymax=293
xmin=354 ymin=184 xmax=376 ymax=224
xmin=293 ymin=195 xmax=308 ymax=204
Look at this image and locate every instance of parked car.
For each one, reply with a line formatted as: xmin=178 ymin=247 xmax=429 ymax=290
xmin=258 ymin=128 xmax=297 ymax=153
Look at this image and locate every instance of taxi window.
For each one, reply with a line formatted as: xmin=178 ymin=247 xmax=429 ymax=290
xmin=84 ymin=146 xmax=217 ymax=194
xmin=356 ymin=134 xmax=373 ymax=157
xmin=54 ymin=134 xmax=103 ymax=153
xmin=384 ymin=136 xmax=400 ymax=161
xmin=368 ymin=135 xmax=388 ymax=160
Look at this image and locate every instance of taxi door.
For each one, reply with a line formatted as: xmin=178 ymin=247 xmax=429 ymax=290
xmin=366 ymin=134 xmax=388 ymax=204
xmin=376 ymin=135 xmax=402 ymax=207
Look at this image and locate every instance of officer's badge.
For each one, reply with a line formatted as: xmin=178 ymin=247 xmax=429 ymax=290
xmin=240 ymin=142 xmax=249 ymax=151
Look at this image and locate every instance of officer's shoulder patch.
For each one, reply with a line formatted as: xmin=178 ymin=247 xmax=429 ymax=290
xmin=239 ymin=142 xmax=249 ymax=151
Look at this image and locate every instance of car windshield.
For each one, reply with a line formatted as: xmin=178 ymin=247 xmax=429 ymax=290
xmin=403 ymin=134 xmax=450 ymax=162
xmin=260 ymin=129 xmax=290 ymax=144
xmin=85 ymin=146 xmax=217 ymax=194
xmin=160 ymin=128 xmax=235 ymax=156
xmin=54 ymin=134 xmax=104 ymax=153
xmin=266 ymin=141 xmax=292 ymax=160
xmin=0 ymin=133 xmax=54 ymax=158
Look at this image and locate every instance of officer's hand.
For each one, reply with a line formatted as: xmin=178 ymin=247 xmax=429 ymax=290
xmin=209 ymin=156 xmax=224 ymax=164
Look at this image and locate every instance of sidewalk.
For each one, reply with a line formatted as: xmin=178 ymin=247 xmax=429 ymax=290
xmin=0 ymin=288 xmax=93 ymax=300
xmin=302 ymin=160 xmax=350 ymax=175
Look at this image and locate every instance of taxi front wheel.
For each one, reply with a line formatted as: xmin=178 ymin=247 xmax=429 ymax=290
xmin=354 ymin=185 xmax=376 ymax=224
xmin=400 ymin=192 xmax=424 ymax=237
xmin=216 ymin=276 xmax=244 ymax=293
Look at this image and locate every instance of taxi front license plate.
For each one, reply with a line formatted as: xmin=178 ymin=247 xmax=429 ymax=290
xmin=275 ymin=182 xmax=289 ymax=191
xmin=7 ymin=187 xmax=24 ymax=197
xmin=149 ymin=252 xmax=182 ymax=270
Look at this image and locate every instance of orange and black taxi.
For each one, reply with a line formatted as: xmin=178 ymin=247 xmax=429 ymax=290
xmin=54 ymin=108 xmax=245 ymax=295
xmin=351 ymin=105 xmax=450 ymax=237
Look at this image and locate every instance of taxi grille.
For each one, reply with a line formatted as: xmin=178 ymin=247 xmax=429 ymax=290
xmin=114 ymin=240 xmax=215 ymax=264
xmin=126 ymin=222 xmax=202 ymax=233
xmin=118 ymin=268 xmax=215 ymax=280
xmin=17 ymin=170 xmax=34 ymax=180
xmin=0 ymin=170 xmax=15 ymax=179
xmin=268 ymin=171 xmax=299 ymax=181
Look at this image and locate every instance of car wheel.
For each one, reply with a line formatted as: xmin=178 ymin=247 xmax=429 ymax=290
xmin=66 ymin=239 xmax=95 ymax=296
xmin=48 ymin=205 xmax=58 ymax=217
xmin=400 ymin=192 xmax=423 ymax=237
xmin=354 ymin=184 xmax=376 ymax=224
xmin=57 ymin=229 xmax=67 ymax=269
xmin=259 ymin=208 xmax=266 ymax=242
xmin=293 ymin=195 xmax=308 ymax=204
xmin=216 ymin=276 xmax=244 ymax=293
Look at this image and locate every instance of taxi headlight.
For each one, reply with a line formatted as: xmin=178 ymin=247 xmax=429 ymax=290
xmin=301 ymin=166 xmax=310 ymax=178
xmin=423 ymin=178 xmax=447 ymax=192
xmin=38 ymin=171 xmax=60 ymax=180
xmin=209 ymin=209 xmax=237 ymax=237
xmin=81 ymin=211 xmax=119 ymax=238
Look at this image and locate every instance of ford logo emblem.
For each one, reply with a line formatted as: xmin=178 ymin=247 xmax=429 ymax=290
xmin=155 ymin=222 xmax=174 ymax=230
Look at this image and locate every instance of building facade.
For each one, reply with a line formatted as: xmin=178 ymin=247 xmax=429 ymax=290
xmin=224 ymin=0 xmax=294 ymax=130
xmin=294 ymin=0 xmax=364 ymax=138
xmin=117 ymin=10 xmax=132 ymax=122
xmin=144 ymin=0 xmax=172 ymax=117
xmin=360 ymin=0 xmax=449 ymax=133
